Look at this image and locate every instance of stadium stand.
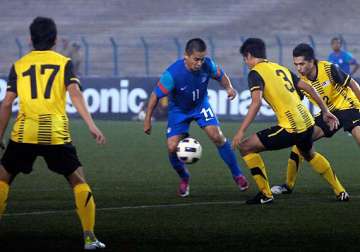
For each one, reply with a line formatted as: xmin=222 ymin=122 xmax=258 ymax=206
xmin=0 ymin=0 xmax=360 ymax=77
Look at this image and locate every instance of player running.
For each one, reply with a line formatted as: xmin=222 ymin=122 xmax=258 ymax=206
xmin=144 ymin=38 xmax=249 ymax=197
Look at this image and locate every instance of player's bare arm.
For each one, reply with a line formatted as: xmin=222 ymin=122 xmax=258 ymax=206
xmin=232 ymin=89 xmax=262 ymax=149
xmin=144 ymin=92 xmax=159 ymax=135
xmin=67 ymin=83 xmax=106 ymax=144
xmin=349 ymin=79 xmax=360 ymax=101
xmin=350 ymin=61 xmax=359 ymax=76
xmin=0 ymin=91 xmax=17 ymax=145
xmin=219 ymin=73 xmax=236 ymax=100
xmin=297 ymin=80 xmax=339 ymax=130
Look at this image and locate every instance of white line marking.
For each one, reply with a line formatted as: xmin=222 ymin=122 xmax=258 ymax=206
xmin=4 ymin=194 xmax=360 ymax=217
xmin=3 ymin=201 xmax=245 ymax=217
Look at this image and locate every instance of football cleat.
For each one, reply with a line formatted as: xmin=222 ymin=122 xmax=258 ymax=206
xmin=337 ymin=191 xmax=350 ymax=202
xmin=234 ymin=175 xmax=249 ymax=191
xmin=271 ymin=184 xmax=293 ymax=195
xmin=84 ymin=238 xmax=106 ymax=250
xmin=178 ymin=179 xmax=190 ymax=197
xmin=246 ymin=192 xmax=274 ymax=205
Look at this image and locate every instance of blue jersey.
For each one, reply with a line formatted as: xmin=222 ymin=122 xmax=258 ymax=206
xmin=328 ymin=50 xmax=357 ymax=75
xmin=154 ymin=57 xmax=224 ymax=111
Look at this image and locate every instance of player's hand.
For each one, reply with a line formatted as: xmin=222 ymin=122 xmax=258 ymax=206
xmin=144 ymin=119 xmax=152 ymax=135
xmin=89 ymin=125 xmax=106 ymax=144
xmin=322 ymin=111 xmax=339 ymax=131
xmin=226 ymin=87 xmax=237 ymax=100
xmin=231 ymin=131 xmax=244 ymax=150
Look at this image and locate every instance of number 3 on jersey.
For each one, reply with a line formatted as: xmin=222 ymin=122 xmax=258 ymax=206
xmin=276 ymin=69 xmax=295 ymax=93
xmin=22 ymin=64 xmax=59 ymax=99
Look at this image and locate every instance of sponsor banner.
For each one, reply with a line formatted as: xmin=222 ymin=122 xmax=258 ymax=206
xmin=0 ymin=76 xmax=317 ymax=121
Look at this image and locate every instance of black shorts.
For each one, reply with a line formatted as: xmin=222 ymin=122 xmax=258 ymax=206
xmin=315 ymin=108 xmax=360 ymax=137
xmin=1 ymin=140 xmax=82 ymax=176
xmin=257 ymin=125 xmax=314 ymax=152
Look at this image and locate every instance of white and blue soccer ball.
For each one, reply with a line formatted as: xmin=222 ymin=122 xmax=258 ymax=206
xmin=176 ymin=137 xmax=202 ymax=164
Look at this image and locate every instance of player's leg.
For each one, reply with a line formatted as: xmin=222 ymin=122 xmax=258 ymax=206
xmin=351 ymin=125 xmax=360 ymax=146
xmin=0 ymin=166 xmax=15 ymax=220
xmin=202 ymin=125 xmax=248 ymax=191
xmin=67 ymin=168 xmax=105 ymax=249
xmin=166 ymin=111 xmax=192 ymax=197
xmin=0 ymin=141 xmax=35 ymax=220
xmin=295 ymin=127 xmax=348 ymax=201
xmin=341 ymin=108 xmax=360 ymax=146
xmin=239 ymin=126 xmax=298 ymax=204
xmin=272 ymin=124 xmax=326 ymax=194
xmin=44 ymin=144 xmax=105 ymax=250
xmin=237 ymin=133 xmax=272 ymax=203
xmin=167 ymin=134 xmax=191 ymax=197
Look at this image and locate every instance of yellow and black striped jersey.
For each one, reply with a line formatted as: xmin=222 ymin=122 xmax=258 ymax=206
xmin=300 ymin=61 xmax=360 ymax=111
xmin=248 ymin=60 xmax=314 ymax=133
xmin=7 ymin=50 xmax=81 ymax=145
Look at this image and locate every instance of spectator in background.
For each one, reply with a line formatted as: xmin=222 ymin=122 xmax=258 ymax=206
xmin=328 ymin=37 xmax=359 ymax=76
xmin=58 ymin=39 xmax=82 ymax=76
xmin=59 ymin=38 xmax=72 ymax=57
xmin=135 ymin=97 xmax=168 ymax=121
xmin=68 ymin=42 xmax=83 ymax=76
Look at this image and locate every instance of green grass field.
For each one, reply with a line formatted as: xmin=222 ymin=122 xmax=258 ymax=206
xmin=0 ymin=120 xmax=359 ymax=251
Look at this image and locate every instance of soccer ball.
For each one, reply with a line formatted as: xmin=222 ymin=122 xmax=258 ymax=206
xmin=176 ymin=137 xmax=202 ymax=164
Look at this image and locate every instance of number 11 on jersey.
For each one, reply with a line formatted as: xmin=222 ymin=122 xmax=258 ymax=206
xmin=192 ymin=89 xmax=200 ymax=101
xmin=200 ymin=107 xmax=214 ymax=121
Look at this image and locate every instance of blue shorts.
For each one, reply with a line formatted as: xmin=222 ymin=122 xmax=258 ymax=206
xmin=166 ymin=101 xmax=219 ymax=138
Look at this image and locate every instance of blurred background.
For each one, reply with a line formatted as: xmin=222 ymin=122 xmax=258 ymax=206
xmin=1 ymin=1 xmax=359 ymax=251
xmin=2 ymin=0 xmax=359 ymax=121
xmin=1 ymin=0 xmax=359 ymax=77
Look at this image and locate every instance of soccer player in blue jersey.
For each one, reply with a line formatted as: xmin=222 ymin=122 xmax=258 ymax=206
xmin=328 ymin=37 xmax=359 ymax=76
xmin=144 ymin=38 xmax=249 ymax=197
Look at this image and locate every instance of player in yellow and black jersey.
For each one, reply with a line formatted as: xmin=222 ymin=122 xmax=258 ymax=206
xmin=0 ymin=17 xmax=106 ymax=250
xmin=232 ymin=38 xmax=347 ymax=204
xmin=271 ymin=43 xmax=360 ymax=198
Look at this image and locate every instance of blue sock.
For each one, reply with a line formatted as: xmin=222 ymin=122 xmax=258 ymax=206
xmin=217 ymin=141 xmax=242 ymax=177
xmin=169 ymin=153 xmax=190 ymax=180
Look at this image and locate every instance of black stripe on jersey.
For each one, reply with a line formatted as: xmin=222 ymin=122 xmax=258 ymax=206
xmin=312 ymin=80 xmax=325 ymax=95
xmin=248 ymin=70 xmax=265 ymax=91
xmin=324 ymin=64 xmax=334 ymax=84
xmin=7 ymin=65 xmax=18 ymax=94
xmin=297 ymin=104 xmax=313 ymax=129
xmin=38 ymin=114 xmax=52 ymax=144
xmin=18 ymin=115 xmax=25 ymax=143
xmin=330 ymin=64 xmax=351 ymax=86
xmin=334 ymin=84 xmax=357 ymax=109
xmin=64 ymin=60 xmax=81 ymax=87
xmin=62 ymin=115 xmax=71 ymax=142
xmin=285 ymin=111 xmax=297 ymax=132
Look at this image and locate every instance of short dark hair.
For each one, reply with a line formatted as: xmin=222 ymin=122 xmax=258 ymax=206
xmin=239 ymin=38 xmax=266 ymax=58
xmin=185 ymin=38 xmax=207 ymax=55
xmin=331 ymin=36 xmax=342 ymax=44
xmin=30 ymin=17 xmax=57 ymax=50
xmin=293 ymin=43 xmax=316 ymax=61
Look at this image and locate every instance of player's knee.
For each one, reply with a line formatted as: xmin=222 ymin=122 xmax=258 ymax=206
xmin=66 ymin=167 xmax=86 ymax=187
xmin=238 ymin=142 xmax=251 ymax=157
xmin=300 ymin=151 xmax=314 ymax=161
xmin=210 ymin=133 xmax=225 ymax=146
xmin=167 ymin=142 xmax=178 ymax=153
